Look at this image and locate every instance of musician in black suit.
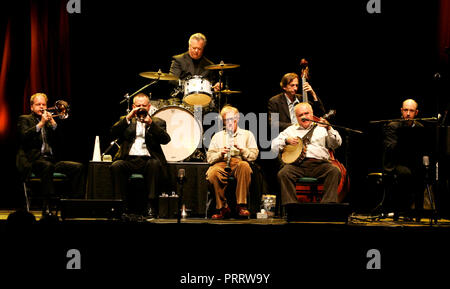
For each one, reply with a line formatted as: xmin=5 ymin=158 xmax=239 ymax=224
xmin=383 ymin=99 xmax=428 ymax=217
xmin=169 ymin=33 xmax=221 ymax=92
xmin=17 ymin=93 xmax=84 ymax=215
xmin=268 ymin=72 xmax=325 ymax=133
xmin=110 ymin=93 xmax=171 ymax=218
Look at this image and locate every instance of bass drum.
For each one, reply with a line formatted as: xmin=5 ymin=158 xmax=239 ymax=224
xmin=152 ymin=106 xmax=202 ymax=162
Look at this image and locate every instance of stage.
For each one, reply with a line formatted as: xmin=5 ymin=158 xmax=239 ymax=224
xmin=2 ymin=209 xmax=450 ymax=285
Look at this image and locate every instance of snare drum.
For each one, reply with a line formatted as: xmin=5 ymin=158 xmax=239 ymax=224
xmin=183 ymin=75 xmax=212 ymax=106
xmin=152 ymin=106 xmax=202 ymax=162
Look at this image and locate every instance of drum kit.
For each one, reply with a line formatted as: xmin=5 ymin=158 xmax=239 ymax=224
xmin=124 ymin=62 xmax=241 ymax=162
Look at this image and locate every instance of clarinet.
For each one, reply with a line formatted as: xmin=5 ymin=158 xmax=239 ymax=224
xmin=224 ymin=129 xmax=233 ymax=173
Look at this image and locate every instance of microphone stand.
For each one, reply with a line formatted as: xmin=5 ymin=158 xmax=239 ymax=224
xmin=306 ymin=118 xmax=364 ymax=135
xmin=369 ymin=117 xmax=438 ymax=124
xmin=101 ymin=139 xmax=120 ymax=161
xmin=305 ymin=118 xmax=364 ymax=180
xmin=177 ymin=169 xmax=186 ymax=224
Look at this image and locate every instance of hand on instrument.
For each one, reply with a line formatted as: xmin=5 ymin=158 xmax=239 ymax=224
xmin=38 ymin=111 xmax=56 ymax=128
xmin=234 ymin=144 xmax=244 ymax=155
xmin=285 ymin=137 xmax=300 ymax=145
xmin=302 ymin=82 xmax=318 ymax=101
xmin=142 ymin=114 xmax=152 ymax=125
xmin=126 ymin=107 xmax=139 ymax=122
xmin=317 ymin=117 xmax=331 ymax=130
xmin=213 ymin=82 xmax=223 ymax=92
xmin=221 ymin=147 xmax=230 ymax=157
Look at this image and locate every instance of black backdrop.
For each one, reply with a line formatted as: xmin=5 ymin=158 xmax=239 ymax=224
xmin=1 ymin=0 xmax=449 ymax=211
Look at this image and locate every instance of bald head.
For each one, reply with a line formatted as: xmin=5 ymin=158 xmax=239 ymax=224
xmin=401 ymin=99 xmax=419 ymax=120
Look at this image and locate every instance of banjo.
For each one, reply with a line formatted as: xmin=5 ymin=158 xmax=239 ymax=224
xmin=280 ymin=110 xmax=336 ymax=165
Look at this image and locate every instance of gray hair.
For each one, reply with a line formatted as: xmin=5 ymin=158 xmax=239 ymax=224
xmin=188 ymin=33 xmax=207 ymax=46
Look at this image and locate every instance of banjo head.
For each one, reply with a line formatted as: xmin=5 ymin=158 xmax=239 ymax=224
xmin=281 ymin=137 xmax=304 ymax=164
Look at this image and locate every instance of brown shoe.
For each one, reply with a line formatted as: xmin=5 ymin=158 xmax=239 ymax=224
xmin=236 ymin=205 xmax=250 ymax=218
xmin=212 ymin=207 xmax=231 ymax=220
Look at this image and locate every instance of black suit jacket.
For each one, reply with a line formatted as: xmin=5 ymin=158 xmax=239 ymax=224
xmin=110 ymin=116 xmax=171 ymax=164
xmin=169 ymin=52 xmax=215 ymax=86
xmin=16 ymin=114 xmax=61 ymax=176
xmin=268 ymin=93 xmax=325 ymax=132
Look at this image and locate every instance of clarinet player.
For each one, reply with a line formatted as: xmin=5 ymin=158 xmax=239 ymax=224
xmin=205 ymin=105 xmax=259 ymax=219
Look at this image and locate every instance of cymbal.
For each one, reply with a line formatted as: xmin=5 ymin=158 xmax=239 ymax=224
xmin=139 ymin=71 xmax=179 ymax=81
xmin=217 ymin=89 xmax=241 ymax=94
xmin=204 ymin=63 xmax=240 ymax=70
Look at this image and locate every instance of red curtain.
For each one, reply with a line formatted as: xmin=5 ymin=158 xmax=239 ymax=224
xmin=438 ymin=0 xmax=450 ymax=65
xmin=23 ymin=0 xmax=71 ymax=111
xmin=0 ymin=20 xmax=11 ymax=138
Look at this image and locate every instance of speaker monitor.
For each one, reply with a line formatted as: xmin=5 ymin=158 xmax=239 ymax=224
xmin=60 ymin=199 xmax=124 ymax=219
xmin=286 ymin=203 xmax=350 ymax=222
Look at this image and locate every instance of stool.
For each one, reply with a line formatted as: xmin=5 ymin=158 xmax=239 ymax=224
xmin=127 ymin=173 xmax=147 ymax=214
xmin=24 ymin=172 xmax=68 ymax=211
xmin=295 ymin=177 xmax=324 ymax=203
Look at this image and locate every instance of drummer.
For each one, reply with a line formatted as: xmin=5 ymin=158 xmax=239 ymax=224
xmin=169 ymin=33 xmax=221 ymax=93
xmin=271 ymin=102 xmax=342 ymax=206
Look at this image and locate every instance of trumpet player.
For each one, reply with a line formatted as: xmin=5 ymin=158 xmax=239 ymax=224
xmin=110 ymin=93 xmax=170 ymax=218
xmin=17 ymin=93 xmax=84 ymax=216
xmin=206 ymin=105 xmax=258 ymax=219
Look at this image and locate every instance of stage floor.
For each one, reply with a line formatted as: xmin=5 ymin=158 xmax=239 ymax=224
xmin=1 ymin=209 xmax=450 ymax=285
xmin=2 ymin=209 xmax=450 ymax=227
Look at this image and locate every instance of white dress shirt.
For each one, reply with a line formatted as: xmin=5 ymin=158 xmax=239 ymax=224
xmin=129 ymin=120 xmax=151 ymax=156
xmin=285 ymin=94 xmax=299 ymax=125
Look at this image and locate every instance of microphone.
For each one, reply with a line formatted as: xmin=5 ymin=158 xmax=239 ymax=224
xmin=177 ymin=168 xmax=186 ymax=184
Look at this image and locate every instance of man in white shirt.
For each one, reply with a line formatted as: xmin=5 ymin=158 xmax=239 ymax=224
xmin=110 ymin=93 xmax=171 ymax=218
xmin=206 ymin=106 xmax=259 ymax=219
xmin=271 ymin=102 xmax=342 ymax=205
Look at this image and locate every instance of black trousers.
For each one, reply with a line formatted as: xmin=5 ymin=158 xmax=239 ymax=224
xmin=277 ymin=158 xmax=341 ymax=205
xmin=110 ymin=156 xmax=162 ymax=205
xmin=388 ymin=165 xmax=424 ymax=212
xmin=32 ymin=157 xmax=85 ymax=201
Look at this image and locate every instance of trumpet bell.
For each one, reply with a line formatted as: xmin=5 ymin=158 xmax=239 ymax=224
xmin=136 ymin=107 xmax=148 ymax=121
xmin=44 ymin=100 xmax=70 ymax=119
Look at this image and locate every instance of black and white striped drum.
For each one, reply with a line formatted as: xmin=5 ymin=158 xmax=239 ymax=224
xmin=152 ymin=105 xmax=202 ymax=162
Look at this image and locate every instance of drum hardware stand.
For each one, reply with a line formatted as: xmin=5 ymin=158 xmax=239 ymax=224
xmin=120 ymin=70 xmax=162 ymax=113
xmin=217 ymin=61 xmax=225 ymax=113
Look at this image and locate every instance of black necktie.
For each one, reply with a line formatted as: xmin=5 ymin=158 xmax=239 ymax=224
xmin=41 ymin=125 xmax=52 ymax=156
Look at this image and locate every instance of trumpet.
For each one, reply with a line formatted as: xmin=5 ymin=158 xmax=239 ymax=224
xmin=41 ymin=100 xmax=70 ymax=119
xmin=136 ymin=107 xmax=148 ymax=122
